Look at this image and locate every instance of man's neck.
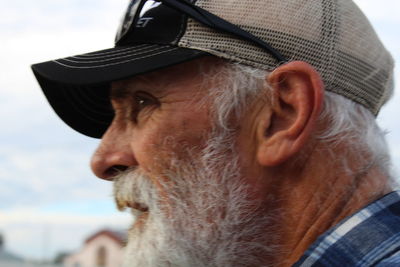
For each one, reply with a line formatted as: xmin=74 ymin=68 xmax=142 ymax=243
xmin=266 ymin=143 xmax=392 ymax=267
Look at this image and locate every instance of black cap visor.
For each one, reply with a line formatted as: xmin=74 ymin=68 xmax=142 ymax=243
xmin=32 ymin=44 xmax=208 ymax=138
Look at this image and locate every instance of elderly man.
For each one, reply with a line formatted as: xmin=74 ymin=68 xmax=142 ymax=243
xmin=32 ymin=0 xmax=398 ymax=266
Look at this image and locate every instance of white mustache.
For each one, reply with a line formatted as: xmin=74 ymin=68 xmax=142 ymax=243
xmin=113 ymin=168 xmax=156 ymax=213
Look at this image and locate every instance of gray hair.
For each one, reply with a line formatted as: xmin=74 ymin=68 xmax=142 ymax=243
xmin=200 ymin=61 xmax=395 ymax=186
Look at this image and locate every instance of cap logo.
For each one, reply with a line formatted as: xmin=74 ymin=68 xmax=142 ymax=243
xmin=137 ymin=17 xmax=154 ymax=27
xmin=115 ymin=0 xmax=164 ymax=43
xmin=140 ymin=1 xmax=161 ymax=16
xmin=114 ymin=0 xmax=188 ymax=46
xmin=136 ymin=1 xmax=161 ymax=27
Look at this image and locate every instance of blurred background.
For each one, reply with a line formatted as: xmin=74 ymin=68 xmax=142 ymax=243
xmin=0 ymin=0 xmax=399 ymax=266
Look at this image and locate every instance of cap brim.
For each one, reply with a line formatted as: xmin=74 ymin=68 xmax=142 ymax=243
xmin=32 ymin=44 xmax=209 ymax=138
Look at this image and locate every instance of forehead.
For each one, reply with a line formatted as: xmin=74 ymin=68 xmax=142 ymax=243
xmin=110 ymin=56 xmax=225 ymax=98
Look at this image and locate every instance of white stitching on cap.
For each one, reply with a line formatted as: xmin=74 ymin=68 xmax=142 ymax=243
xmin=62 ymin=46 xmax=169 ymax=64
xmin=80 ymin=47 xmax=136 ymax=57
xmin=70 ymin=45 xmax=162 ymax=63
xmin=73 ymin=46 xmax=153 ymax=59
xmin=52 ymin=47 xmax=180 ymax=69
xmin=79 ymin=45 xmax=146 ymax=57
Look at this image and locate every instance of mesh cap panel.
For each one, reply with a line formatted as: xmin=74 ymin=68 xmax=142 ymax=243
xmin=178 ymin=0 xmax=394 ymax=115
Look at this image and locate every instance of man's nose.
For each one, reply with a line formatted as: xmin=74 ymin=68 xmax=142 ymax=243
xmin=90 ymin=123 xmax=137 ymax=180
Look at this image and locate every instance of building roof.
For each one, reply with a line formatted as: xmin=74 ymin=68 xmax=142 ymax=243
xmin=84 ymin=229 xmax=127 ymax=246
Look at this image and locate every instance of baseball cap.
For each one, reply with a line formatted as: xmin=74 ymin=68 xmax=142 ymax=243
xmin=31 ymin=0 xmax=394 ymax=138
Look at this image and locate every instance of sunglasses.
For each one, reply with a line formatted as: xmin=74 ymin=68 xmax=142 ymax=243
xmin=115 ymin=0 xmax=288 ymax=63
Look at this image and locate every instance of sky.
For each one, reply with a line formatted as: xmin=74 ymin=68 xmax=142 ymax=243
xmin=0 ymin=0 xmax=399 ymax=261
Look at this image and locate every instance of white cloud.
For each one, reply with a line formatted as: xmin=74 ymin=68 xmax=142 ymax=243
xmin=0 ymin=145 xmax=110 ymax=209
xmin=353 ymin=0 xmax=400 ymax=23
xmin=0 ymin=207 xmax=130 ymax=226
xmin=0 ymin=0 xmax=127 ymax=33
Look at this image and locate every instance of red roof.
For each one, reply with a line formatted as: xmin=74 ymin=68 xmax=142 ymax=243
xmin=85 ymin=229 xmax=127 ymax=246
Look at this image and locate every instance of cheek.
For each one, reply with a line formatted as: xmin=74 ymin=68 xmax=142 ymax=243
xmin=131 ymin=112 xmax=212 ymax=175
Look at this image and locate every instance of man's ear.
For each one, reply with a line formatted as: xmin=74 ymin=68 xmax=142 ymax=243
xmin=256 ymin=61 xmax=324 ymax=166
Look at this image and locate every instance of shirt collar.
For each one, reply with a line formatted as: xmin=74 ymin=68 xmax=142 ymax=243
xmin=294 ymin=191 xmax=400 ymax=266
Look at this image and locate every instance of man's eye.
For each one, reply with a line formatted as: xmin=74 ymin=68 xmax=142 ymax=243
xmin=130 ymin=92 xmax=158 ymax=122
xmin=135 ymin=94 xmax=153 ymax=108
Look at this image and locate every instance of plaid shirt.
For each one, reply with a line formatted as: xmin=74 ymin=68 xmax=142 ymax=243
xmin=294 ymin=191 xmax=400 ymax=266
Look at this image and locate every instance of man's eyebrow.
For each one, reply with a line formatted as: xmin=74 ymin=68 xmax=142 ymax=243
xmin=111 ymin=80 xmax=166 ymax=99
xmin=110 ymin=86 xmax=131 ymax=99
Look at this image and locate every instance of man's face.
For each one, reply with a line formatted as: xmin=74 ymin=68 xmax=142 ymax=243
xmin=91 ymin=58 xmax=279 ymax=266
xmin=91 ymin=58 xmax=220 ymax=180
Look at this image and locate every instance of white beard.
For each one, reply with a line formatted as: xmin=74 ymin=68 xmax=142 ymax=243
xmin=113 ymin=131 xmax=279 ymax=267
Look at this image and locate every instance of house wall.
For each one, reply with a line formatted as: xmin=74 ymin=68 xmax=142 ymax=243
xmin=64 ymin=235 xmax=125 ymax=267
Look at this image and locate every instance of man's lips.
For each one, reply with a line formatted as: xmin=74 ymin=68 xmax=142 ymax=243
xmin=128 ymin=202 xmax=149 ymax=212
xmin=116 ymin=199 xmax=149 ymax=212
